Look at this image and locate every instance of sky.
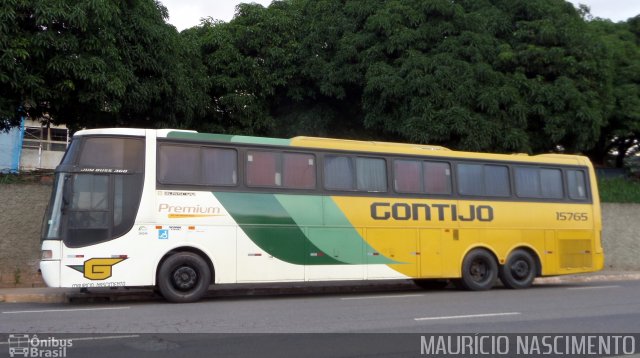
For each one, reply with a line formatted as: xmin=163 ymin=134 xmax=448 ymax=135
xmin=160 ymin=0 xmax=640 ymax=31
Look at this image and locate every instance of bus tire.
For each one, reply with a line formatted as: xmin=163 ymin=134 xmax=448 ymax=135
xmin=459 ymin=249 xmax=497 ymax=291
xmin=499 ymin=249 xmax=536 ymax=289
xmin=413 ymin=279 xmax=449 ymax=290
xmin=157 ymin=252 xmax=211 ymax=303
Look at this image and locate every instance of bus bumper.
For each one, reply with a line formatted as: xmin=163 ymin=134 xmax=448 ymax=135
xmin=593 ymin=252 xmax=605 ymax=272
xmin=39 ymin=260 xmax=61 ymax=287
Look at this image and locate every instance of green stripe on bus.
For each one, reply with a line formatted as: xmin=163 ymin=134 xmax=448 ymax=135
xmin=275 ymin=195 xmax=396 ymax=264
xmin=167 ymin=132 xmax=291 ymax=146
xmin=214 ymin=192 xmax=343 ymax=265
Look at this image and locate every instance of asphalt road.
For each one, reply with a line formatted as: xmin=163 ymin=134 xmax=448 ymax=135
xmin=1 ymin=280 xmax=639 ymax=357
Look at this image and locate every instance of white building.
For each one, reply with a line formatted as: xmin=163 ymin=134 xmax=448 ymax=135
xmin=0 ymin=119 xmax=69 ymax=172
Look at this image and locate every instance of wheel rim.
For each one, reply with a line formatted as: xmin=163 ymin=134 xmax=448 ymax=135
xmin=470 ymin=259 xmax=490 ymax=283
xmin=510 ymin=259 xmax=530 ymax=280
xmin=171 ymin=266 xmax=198 ymax=291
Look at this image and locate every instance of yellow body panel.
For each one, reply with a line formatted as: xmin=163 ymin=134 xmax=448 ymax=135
xmin=332 ymin=192 xmax=602 ymax=279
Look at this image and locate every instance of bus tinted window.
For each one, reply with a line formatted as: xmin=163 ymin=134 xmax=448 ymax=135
xmin=457 ymin=163 xmax=510 ymax=197
xmin=541 ymin=169 xmax=563 ymax=198
xmin=567 ymin=170 xmax=587 ymax=199
xmin=66 ymin=174 xmax=110 ymax=247
xmin=325 ymin=155 xmax=355 ymax=190
xmin=516 ymin=167 xmax=563 ymax=199
xmin=247 ymin=151 xmax=280 ymax=187
xmin=394 ymin=160 xmax=422 ymax=193
xmin=202 ymin=148 xmax=237 ymax=186
xmin=112 ymin=175 xmax=144 ymax=237
xmin=158 ymin=145 xmax=199 ymax=184
xmin=457 ymin=164 xmax=483 ymax=195
xmin=283 ymin=153 xmax=316 ymax=189
xmin=424 ymin=162 xmax=451 ymax=194
xmin=485 ymin=165 xmax=510 ymax=196
xmin=394 ymin=160 xmax=451 ymax=195
xmin=515 ymin=167 xmax=539 ymax=197
xmin=246 ymin=151 xmax=316 ymax=189
xmin=79 ymin=137 xmax=144 ymax=171
xmin=356 ymin=157 xmax=387 ymax=192
xmin=60 ymin=139 xmax=80 ymax=165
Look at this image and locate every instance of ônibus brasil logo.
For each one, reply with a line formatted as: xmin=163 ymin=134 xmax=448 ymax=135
xmin=67 ymin=257 xmax=126 ymax=280
xmin=8 ymin=334 xmax=72 ymax=357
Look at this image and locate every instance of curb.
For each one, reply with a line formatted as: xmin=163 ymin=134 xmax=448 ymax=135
xmin=535 ymin=272 xmax=640 ymax=284
xmin=0 ymin=292 xmax=67 ymax=304
xmin=1 ymin=273 xmax=638 ymax=304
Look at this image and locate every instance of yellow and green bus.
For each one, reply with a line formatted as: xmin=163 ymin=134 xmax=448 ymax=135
xmin=40 ymin=128 xmax=604 ymax=302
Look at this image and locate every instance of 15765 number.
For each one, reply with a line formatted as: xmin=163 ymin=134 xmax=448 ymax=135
xmin=556 ymin=212 xmax=588 ymax=221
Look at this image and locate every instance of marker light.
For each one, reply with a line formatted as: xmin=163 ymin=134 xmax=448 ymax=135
xmin=41 ymin=250 xmax=53 ymax=260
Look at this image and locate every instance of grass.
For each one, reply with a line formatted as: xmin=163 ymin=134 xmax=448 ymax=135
xmin=0 ymin=171 xmax=54 ymax=184
xmin=0 ymin=173 xmax=23 ymax=184
xmin=598 ymin=177 xmax=640 ymax=203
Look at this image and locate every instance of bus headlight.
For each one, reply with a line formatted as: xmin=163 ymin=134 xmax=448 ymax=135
xmin=41 ymin=250 xmax=53 ymax=260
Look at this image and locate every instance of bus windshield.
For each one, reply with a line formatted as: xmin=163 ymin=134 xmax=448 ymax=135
xmin=41 ymin=136 xmax=145 ymax=247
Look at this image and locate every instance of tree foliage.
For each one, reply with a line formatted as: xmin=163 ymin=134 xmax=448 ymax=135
xmin=196 ymin=0 xmax=613 ymax=155
xmin=586 ymin=16 xmax=640 ymax=167
xmin=2 ymin=0 xmax=640 ymax=166
xmin=0 ymin=0 xmax=207 ymax=131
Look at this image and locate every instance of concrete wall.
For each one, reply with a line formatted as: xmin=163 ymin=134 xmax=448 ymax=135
xmin=0 ymin=183 xmax=638 ymax=287
xmin=0 ymin=184 xmax=51 ymax=287
xmin=601 ymin=204 xmax=640 ymax=270
xmin=20 ymin=148 xmax=65 ymax=171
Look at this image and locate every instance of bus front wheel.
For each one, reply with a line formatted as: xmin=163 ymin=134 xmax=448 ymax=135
xmin=157 ymin=252 xmax=211 ymax=303
xmin=459 ymin=249 xmax=497 ymax=291
xmin=499 ymin=249 xmax=536 ymax=289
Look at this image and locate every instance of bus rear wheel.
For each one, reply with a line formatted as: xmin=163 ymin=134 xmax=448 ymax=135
xmin=157 ymin=252 xmax=211 ymax=303
xmin=499 ymin=249 xmax=536 ymax=289
xmin=459 ymin=249 xmax=497 ymax=291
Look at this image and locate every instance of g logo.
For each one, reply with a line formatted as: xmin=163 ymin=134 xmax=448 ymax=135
xmin=68 ymin=257 xmax=126 ymax=280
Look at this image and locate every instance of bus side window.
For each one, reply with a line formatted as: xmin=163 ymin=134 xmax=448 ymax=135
xmin=247 ymin=151 xmax=280 ymax=187
xmin=283 ymin=153 xmax=316 ymax=189
xmin=394 ymin=160 xmax=422 ymax=193
xmin=457 ymin=163 xmax=510 ymax=197
xmin=567 ymin=170 xmax=587 ymax=199
xmin=202 ymin=148 xmax=237 ymax=186
xmin=158 ymin=145 xmax=199 ymax=184
xmin=540 ymin=169 xmax=563 ymax=198
xmin=423 ymin=161 xmax=451 ymax=195
xmin=457 ymin=164 xmax=484 ymax=196
xmin=516 ymin=167 xmax=563 ymax=199
xmin=356 ymin=157 xmax=387 ymax=192
xmin=324 ymin=155 xmax=355 ymax=190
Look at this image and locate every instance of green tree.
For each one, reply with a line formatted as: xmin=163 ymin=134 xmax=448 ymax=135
xmin=0 ymin=0 xmax=206 ymax=131
xmin=194 ymin=1 xmax=306 ymax=135
xmin=1 ymin=0 xmax=127 ymax=130
xmin=360 ymin=0 xmax=610 ymax=153
xmin=196 ymin=0 xmax=611 ymax=156
xmin=587 ymin=16 xmax=640 ymax=167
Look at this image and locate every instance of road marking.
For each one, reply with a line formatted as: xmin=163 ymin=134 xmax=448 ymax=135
xmin=0 ymin=335 xmax=139 ymax=345
xmin=567 ymin=285 xmax=620 ymax=290
xmin=414 ymin=312 xmax=520 ymax=321
xmin=341 ymin=294 xmax=424 ymax=300
xmin=2 ymin=307 xmax=130 ymax=314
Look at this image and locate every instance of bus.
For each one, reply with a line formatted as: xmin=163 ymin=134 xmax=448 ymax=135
xmin=40 ymin=128 xmax=604 ymax=303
